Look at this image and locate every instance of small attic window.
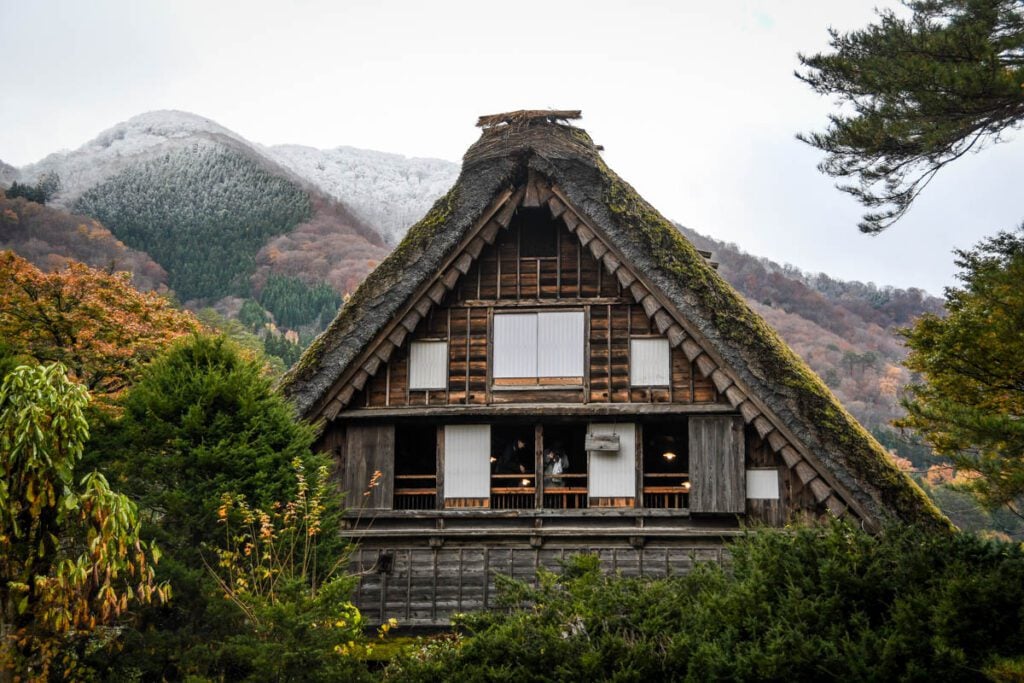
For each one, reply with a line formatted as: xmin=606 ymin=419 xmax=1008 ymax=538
xmin=517 ymin=209 xmax=558 ymax=258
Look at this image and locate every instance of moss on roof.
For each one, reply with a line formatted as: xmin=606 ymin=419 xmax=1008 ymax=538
xmin=282 ymin=116 xmax=951 ymax=532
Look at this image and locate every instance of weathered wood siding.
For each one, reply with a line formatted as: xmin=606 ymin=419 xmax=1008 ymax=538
xmin=349 ymin=541 xmax=729 ymax=625
xmin=689 ymin=416 xmax=745 ymax=513
xmin=353 ymin=213 xmax=719 ymax=409
xmin=344 ymin=424 xmax=394 ymax=509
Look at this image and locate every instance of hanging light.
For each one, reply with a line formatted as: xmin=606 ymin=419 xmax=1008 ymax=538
xmin=681 ymin=481 xmax=691 ymax=492
xmin=662 ymin=451 xmax=677 ymax=462
xmin=521 ymin=478 xmax=531 ymax=487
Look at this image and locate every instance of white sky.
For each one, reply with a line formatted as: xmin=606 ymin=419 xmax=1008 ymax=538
xmin=1 ymin=0 xmax=1021 ymax=296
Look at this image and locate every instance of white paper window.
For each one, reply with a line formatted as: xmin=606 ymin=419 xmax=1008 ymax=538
xmin=444 ymin=425 xmax=491 ymax=499
xmin=493 ymin=311 xmax=583 ymax=379
xmin=588 ymin=423 xmax=636 ymax=498
xmin=746 ymin=469 xmax=780 ymax=500
xmin=409 ymin=341 xmax=448 ymax=390
xmin=537 ymin=311 xmax=585 ymax=377
xmin=630 ymin=338 xmax=670 ymax=386
xmin=493 ymin=314 xmax=538 ymax=378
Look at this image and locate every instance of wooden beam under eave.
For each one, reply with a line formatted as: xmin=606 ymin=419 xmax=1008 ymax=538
xmin=653 ymin=309 xmax=674 ymax=334
xmin=441 ymin=268 xmax=461 ymax=290
xmin=695 ymin=353 xmax=717 ymax=379
xmin=602 ymin=252 xmax=621 ymax=274
xmin=494 ymin=190 xmax=522 ymax=227
xmin=426 ymin=282 xmax=447 ymax=304
xmin=351 ymin=368 xmax=370 ymax=391
xmin=413 ymin=297 xmax=432 ymax=317
xmin=640 ymin=294 xmax=662 ymax=318
xmin=479 ymin=220 xmax=501 ymax=244
xmin=400 ymin=311 xmax=422 ymax=333
xmin=375 ymin=341 xmax=395 ymax=363
xmin=738 ymin=400 xmax=760 ymax=423
xmin=724 ymin=385 xmax=746 ymax=408
xmin=779 ymin=444 xmax=802 ymax=468
xmin=336 ymin=402 xmax=738 ymax=420
xmin=548 ymin=196 xmax=566 ymax=218
xmin=825 ymin=495 xmax=848 ymax=517
xmin=589 ymin=239 xmax=609 ymax=260
xmin=465 ymin=236 xmax=486 ymax=259
xmin=616 ymin=267 xmax=637 ymax=288
xmin=562 ymin=211 xmax=580 ymax=232
xmin=362 ymin=356 xmax=382 ymax=376
xmin=710 ymin=369 xmax=733 ymax=394
xmin=809 ymin=478 xmax=832 ymax=503
xmin=681 ymin=338 xmax=703 ymax=362
xmin=666 ymin=325 xmax=687 ymax=348
xmin=752 ymin=415 xmax=774 ymax=439
xmin=794 ymin=461 xmax=817 ymax=485
xmin=575 ymin=224 xmax=595 ymax=246
xmin=766 ymin=430 xmax=788 ymax=453
xmin=452 ymin=252 xmax=473 ymax=274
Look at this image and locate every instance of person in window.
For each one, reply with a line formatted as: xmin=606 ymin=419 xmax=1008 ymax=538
xmin=543 ymin=441 xmax=569 ymax=487
xmin=496 ymin=437 xmax=529 ymax=474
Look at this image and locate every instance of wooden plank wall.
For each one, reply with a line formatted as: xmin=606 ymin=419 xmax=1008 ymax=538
xmin=689 ymin=416 xmax=745 ymax=514
xmin=350 ymin=542 xmax=728 ymax=625
xmin=344 ymin=425 xmax=395 ymax=509
xmin=353 ymin=214 xmax=719 ymax=409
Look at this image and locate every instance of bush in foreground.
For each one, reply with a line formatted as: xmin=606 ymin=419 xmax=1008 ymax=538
xmin=388 ymin=522 xmax=1024 ymax=682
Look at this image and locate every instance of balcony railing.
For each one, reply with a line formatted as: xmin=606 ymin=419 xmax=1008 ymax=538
xmin=642 ymin=472 xmax=690 ymax=509
xmin=491 ymin=473 xmax=535 ymax=510
xmin=394 ymin=474 xmax=437 ymax=510
xmin=542 ymin=473 xmax=588 ymax=509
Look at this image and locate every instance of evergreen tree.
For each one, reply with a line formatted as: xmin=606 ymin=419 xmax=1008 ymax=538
xmin=798 ymin=0 xmax=1024 ymax=232
xmin=897 ymin=227 xmax=1024 ymax=515
xmin=90 ymin=334 xmax=340 ymax=679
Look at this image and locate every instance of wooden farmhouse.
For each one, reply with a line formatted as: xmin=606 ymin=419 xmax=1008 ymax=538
xmin=281 ymin=111 xmax=947 ymax=625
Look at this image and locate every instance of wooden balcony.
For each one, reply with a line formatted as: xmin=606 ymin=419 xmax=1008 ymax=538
xmin=642 ymin=472 xmax=690 ymax=509
xmin=491 ymin=473 xmax=536 ymax=509
xmin=542 ymin=472 xmax=588 ymax=509
xmin=394 ymin=474 xmax=437 ymax=510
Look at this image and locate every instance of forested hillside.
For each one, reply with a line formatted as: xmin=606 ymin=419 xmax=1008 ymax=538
xmin=73 ymin=143 xmax=312 ymax=301
xmin=0 ymin=192 xmax=167 ymax=291
xmin=679 ymin=224 xmax=942 ymax=447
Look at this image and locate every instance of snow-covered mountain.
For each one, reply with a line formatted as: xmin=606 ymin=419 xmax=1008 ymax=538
xmin=11 ymin=110 xmax=460 ymax=246
xmin=7 ymin=110 xmax=390 ymax=303
xmin=18 ymin=111 xmax=259 ymax=207
xmin=266 ymin=145 xmax=459 ymax=245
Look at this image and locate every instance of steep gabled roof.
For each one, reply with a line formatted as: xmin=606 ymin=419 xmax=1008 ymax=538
xmin=281 ymin=112 xmax=950 ymax=532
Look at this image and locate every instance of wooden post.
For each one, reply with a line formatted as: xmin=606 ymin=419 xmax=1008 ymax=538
xmin=535 ymin=424 xmax=544 ymax=509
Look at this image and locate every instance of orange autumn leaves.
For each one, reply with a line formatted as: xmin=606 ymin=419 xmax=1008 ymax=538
xmin=0 ymin=251 xmax=199 ymax=399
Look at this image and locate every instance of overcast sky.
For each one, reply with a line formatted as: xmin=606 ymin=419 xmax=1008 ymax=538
xmin=2 ymin=0 xmax=1021 ymax=296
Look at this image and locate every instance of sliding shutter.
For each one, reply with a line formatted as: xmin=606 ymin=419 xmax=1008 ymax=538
xmin=587 ymin=423 xmax=636 ymax=500
xmin=493 ymin=314 xmax=537 ymax=378
xmin=409 ymin=341 xmax=448 ymax=390
xmin=689 ymin=416 xmax=745 ymax=513
xmin=443 ymin=425 xmax=491 ymax=499
xmin=537 ymin=311 xmax=585 ymax=377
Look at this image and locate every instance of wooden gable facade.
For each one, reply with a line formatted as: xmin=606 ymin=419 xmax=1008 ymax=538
xmin=284 ymin=111 xmax=946 ymax=625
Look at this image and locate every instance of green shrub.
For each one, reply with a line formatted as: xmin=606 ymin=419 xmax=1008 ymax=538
xmin=387 ymin=523 xmax=1024 ymax=682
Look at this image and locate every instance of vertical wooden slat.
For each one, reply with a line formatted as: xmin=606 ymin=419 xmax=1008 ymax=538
xmin=344 ymin=424 xmax=395 ymax=509
xmin=689 ymin=416 xmax=745 ymax=514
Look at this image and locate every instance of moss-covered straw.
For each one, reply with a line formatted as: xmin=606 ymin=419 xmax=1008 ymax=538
xmin=280 ymin=114 xmax=950 ymax=532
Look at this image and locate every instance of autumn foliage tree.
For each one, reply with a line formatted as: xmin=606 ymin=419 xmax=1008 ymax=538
xmin=0 ymin=363 xmax=167 ymax=679
xmin=0 ymin=251 xmax=199 ymax=399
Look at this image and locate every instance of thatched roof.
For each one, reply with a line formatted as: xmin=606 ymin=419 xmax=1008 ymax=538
xmin=280 ymin=112 xmax=950 ymax=532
